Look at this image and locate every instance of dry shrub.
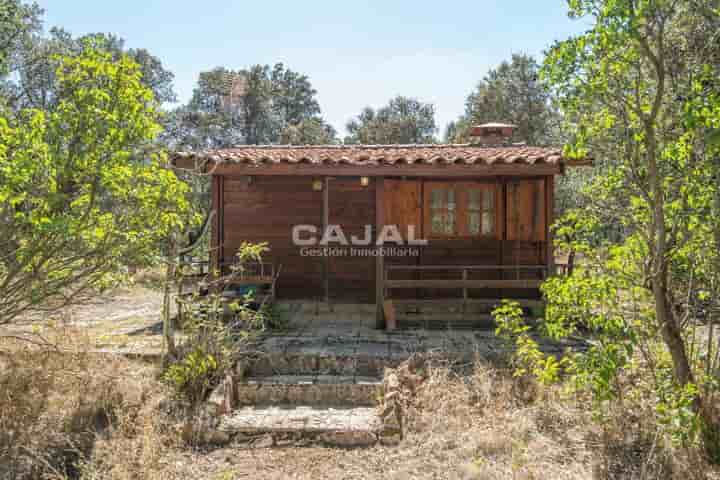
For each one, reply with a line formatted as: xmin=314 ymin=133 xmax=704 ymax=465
xmin=79 ymin=396 xmax=178 ymax=480
xmin=0 ymin=326 xmax=176 ymax=480
xmin=388 ymin=356 xmax=720 ymax=480
xmin=3 ymin=325 xmax=720 ymax=480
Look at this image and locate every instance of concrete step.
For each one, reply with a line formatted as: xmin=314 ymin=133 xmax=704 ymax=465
xmin=219 ymin=405 xmax=382 ymax=447
xmin=246 ymin=336 xmax=409 ymax=377
xmin=248 ymin=352 xmax=401 ymax=377
xmin=279 ymin=302 xmax=377 ymax=315
xmin=290 ymin=313 xmax=375 ymax=324
xmin=398 ymin=315 xmax=494 ymax=330
xmin=236 ymin=375 xmax=382 ymax=407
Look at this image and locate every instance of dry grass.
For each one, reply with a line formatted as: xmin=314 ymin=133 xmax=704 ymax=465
xmin=144 ymin=358 xmax=719 ymax=480
xmin=2 ymin=327 xmax=720 ymax=479
xmin=0 ymin=326 xmax=176 ymax=480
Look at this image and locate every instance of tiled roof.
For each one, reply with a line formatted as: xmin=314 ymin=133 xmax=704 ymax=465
xmin=171 ymin=144 xmax=589 ymax=168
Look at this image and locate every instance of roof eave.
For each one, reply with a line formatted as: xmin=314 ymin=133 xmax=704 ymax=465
xmin=176 ymin=161 xmax=562 ymax=177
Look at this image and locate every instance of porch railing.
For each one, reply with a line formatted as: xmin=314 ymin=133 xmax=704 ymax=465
xmin=178 ymin=258 xmax=277 ymax=296
xmin=383 ymin=264 xmax=550 ymax=302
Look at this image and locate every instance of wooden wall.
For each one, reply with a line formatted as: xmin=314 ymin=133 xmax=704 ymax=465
xmin=216 ymin=174 xmax=552 ymax=302
xmin=221 ymin=176 xmax=324 ymax=299
xmin=219 ymin=175 xmax=375 ymax=301
xmin=383 ymin=178 xmax=549 ymax=300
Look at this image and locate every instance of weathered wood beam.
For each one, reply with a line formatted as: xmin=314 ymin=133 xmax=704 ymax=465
xmin=385 ymin=279 xmax=543 ymax=290
xmin=210 ymin=176 xmax=221 ymax=274
xmin=375 ymin=177 xmax=385 ymax=329
xmin=546 ymin=175 xmax=555 ymax=274
xmin=219 ymin=176 xmax=225 ymax=270
xmin=392 ymin=298 xmax=545 ymax=308
xmin=323 ymin=177 xmax=329 ymax=304
xmin=385 ymin=264 xmax=547 ymax=271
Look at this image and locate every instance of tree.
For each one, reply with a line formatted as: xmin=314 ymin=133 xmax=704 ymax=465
xmin=163 ymin=67 xmax=246 ymax=150
xmin=166 ymin=63 xmax=333 ymax=149
xmin=3 ymin=28 xmax=176 ymax=112
xmin=543 ymin=0 xmax=720 ymax=458
xmin=269 ymin=62 xmax=321 ymax=129
xmin=279 ymin=117 xmax=336 ymax=145
xmin=0 ymin=47 xmax=191 ymax=324
xmin=447 ymin=54 xmax=559 ymax=145
xmin=0 ymin=0 xmax=41 ymax=78
xmin=345 ymin=96 xmax=437 ymax=144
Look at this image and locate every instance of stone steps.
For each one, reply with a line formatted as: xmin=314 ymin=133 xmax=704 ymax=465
xmin=397 ymin=315 xmax=494 ymax=330
xmin=236 ymin=374 xmax=382 ymax=407
xmin=218 ymin=405 xmax=382 ymax=447
xmin=294 ymin=302 xmax=377 ymax=315
xmin=247 ymin=352 xmax=401 ymax=378
xmin=244 ymin=336 xmax=412 ymax=377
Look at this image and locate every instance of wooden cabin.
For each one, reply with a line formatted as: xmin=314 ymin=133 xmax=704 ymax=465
xmin=172 ymin=124 xmax=589 ymax=328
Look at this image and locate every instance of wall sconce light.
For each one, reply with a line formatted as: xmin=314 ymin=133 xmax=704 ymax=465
xmin=245 ymin=175 xmax=253 ymax=186
xmin=312 ymin=178 xmax=323 ymax=191
xmin=360 ymin=176 xmax=369 ymax=187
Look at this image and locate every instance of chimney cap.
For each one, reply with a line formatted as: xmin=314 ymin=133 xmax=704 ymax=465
xmin=471 ymin=122 xmax=517 ymax=134
xmin=470 ymin=123 xmax=517 ymax=144
xmin=476 ymin=122 xmax=517 ymax=129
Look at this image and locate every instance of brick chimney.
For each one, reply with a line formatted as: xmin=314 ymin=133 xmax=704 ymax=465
xmin=469 ymin=122 xmax=517 ymax=145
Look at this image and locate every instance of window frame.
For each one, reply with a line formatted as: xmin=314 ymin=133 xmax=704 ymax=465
xmin=423 ymin=181 xmax=500 ymax=240
xmin=424 ymin=182 xmax=458 ymax=238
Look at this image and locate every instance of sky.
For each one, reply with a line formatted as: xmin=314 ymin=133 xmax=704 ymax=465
xmin=36 ymin=1 xmax=588 ymax=137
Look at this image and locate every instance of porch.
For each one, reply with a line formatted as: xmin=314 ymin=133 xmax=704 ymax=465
xmin=177 ymin=256 xmax=554 ymax=330
xmin=168 ymin=135 xmax=591 ymax=329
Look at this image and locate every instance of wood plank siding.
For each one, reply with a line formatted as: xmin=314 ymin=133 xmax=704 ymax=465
xmin=215 ymin=175 xmax=552 ymax=302
xmin=328 ymin=177 xmax=376 ymax=302
xmin=220 ymin=176 xmax=376 ymax=301
xmin=221 ymin=176 xmax=324 ymax=299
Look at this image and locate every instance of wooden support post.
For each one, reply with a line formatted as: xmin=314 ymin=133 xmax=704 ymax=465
xmin=500 ymin=180 xmax=507 ymax=295
xmin=375 ymin=177 xmax=385 ymax=329
xmin=210 ymin=176 xmax=222 ymax=276
xmin=218 ymin=176 xmax=224 ymax=274
xmin=323 ymin=177 xmax=330 ymax=304
xmin=546 ymin=175 xmax=555 ymax=276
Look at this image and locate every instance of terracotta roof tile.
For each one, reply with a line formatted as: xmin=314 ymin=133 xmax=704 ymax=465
xmin=171 ymin=144 xmax=589 ymax=169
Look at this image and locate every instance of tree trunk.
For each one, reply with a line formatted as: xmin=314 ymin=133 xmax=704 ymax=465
xmin=162 ymin=240 xmax=178 ymax=360
xmin=653 ymin=271 xmax=694 ymax=386
xmin=646 ymin=125 xmax=694 ymax=387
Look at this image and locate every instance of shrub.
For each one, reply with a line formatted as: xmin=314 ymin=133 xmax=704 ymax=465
xmin=163 ymin=242 xmax=270 ymax=407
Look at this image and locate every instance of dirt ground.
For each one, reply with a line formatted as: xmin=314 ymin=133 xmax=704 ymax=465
xmin=1 ymin=284 xmax=168 ymax=355
xmin=3 ymin=286 xmax=719 ymax=480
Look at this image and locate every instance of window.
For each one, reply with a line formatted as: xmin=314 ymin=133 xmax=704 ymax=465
xmin=467 ymin=188 xmax=495 ymax=236
xmin=429 ymin=187 xmax=456 ymax=235
xmin=424 ymin=182 xmax=497 ymax=238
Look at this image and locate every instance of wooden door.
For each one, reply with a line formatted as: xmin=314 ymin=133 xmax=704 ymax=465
xmin=327 ymin=177 xmax=376 ymax=302
xmin=506 ymin=179 xmax=546 ymax=242
xmin=505 ymin=179 xmax=546 ymax=284
xmin=383 ymin=179 xmax=422 ymax=299
xmin=384 ymin=179 xmax=422 ymax=239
